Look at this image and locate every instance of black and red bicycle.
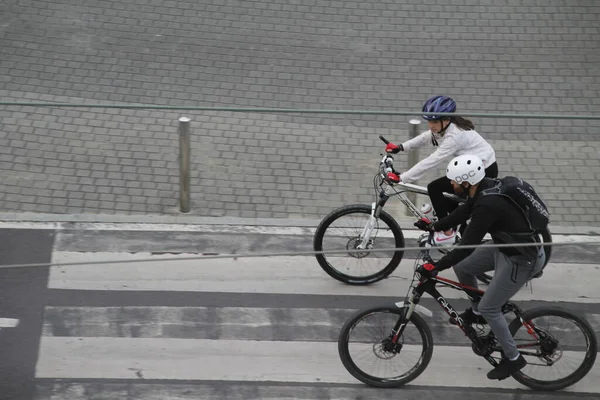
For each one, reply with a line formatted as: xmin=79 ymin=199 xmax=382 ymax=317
xmin=338 ymin=234 xmax=597 ymax=391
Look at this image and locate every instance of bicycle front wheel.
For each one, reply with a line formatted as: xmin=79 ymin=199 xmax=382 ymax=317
xmin=338 ymin=306 xmax=434 ymax=388
xmin=313 ymin=204 xmax=405 ymax=285
xmin=509 ymin=307 xmax=597 ymax=391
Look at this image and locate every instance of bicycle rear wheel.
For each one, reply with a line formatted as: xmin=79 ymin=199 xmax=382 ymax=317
xmin=508 ymin=307 xmax=597 ymax=391
xmin=313 ymin=204 xmax=405 ymax=285
xmin=338 ymin=305 xmax=433 ymax=387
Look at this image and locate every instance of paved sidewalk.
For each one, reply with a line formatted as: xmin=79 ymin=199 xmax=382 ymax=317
xmin=0 ymin=1 xmax=598 ymax=225
xmin=0 ymin=211 xmax=599 ymax=236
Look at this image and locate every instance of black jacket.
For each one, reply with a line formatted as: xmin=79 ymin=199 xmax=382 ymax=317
xmin=432 ymin=178 xmax=538 ymax=271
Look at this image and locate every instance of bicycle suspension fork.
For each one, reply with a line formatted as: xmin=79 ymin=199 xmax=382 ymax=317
xmin=389 ymin=280 xmax=427 ymax=343
xmin=358 ymin=191 xmax=390 ymax=249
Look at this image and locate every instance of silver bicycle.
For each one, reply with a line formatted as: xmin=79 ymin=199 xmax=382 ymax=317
xmin=313 ymin=135 xmax=552 ymax=285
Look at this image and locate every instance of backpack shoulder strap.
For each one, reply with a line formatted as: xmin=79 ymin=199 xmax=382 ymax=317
xmin=480 ymin=178 xmax=507 ymax=199
xmin=480 ymin=178 xmax=538 ymax=236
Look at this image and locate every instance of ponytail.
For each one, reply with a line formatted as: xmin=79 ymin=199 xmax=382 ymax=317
xmin=449 ymin=116 xmax=475 ymax=131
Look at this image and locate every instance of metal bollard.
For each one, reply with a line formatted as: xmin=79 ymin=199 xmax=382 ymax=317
xmin=405 ymin=119 xmax=421 ymax=216
xmin=178 ymin=117 xmax=191 ymax=213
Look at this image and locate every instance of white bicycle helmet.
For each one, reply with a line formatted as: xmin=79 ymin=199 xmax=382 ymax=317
xmin=446 ymin=154 xmax=485 ymax=185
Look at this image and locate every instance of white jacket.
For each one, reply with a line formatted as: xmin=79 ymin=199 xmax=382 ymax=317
xmin=400 ymin=123 xmax=496 ymax=183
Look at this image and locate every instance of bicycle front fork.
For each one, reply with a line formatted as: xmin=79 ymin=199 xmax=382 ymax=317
xmin=358 ymin=192 xmax=390 ymax=249
xmin=389 ymin=283 xmax=428 ymax=343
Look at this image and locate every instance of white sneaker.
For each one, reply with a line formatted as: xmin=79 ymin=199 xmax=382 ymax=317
xmin=433 ymin=230 xmax=457 ymax=247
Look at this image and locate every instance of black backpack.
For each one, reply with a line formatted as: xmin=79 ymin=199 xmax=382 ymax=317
xmin=481 ymin=176 xmax=550 ymax=232
xmin=481 ymin=177 xmax=550 ymax=277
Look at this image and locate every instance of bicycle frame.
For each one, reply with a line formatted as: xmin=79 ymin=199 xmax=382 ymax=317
xmin=391 ymin=269 xmax=551 ymax=367
xmin=355 ymin=151 xmax=465 ymax=250
xmin=407 ymin=275 xmax=487 ymax=336
xmin=394 ymin=182 xmax=464 ymax=218
xmin=394 ymin=274 xmax=501 ymax=365
xmin=356 ymin=177 xmax=463 ymax=250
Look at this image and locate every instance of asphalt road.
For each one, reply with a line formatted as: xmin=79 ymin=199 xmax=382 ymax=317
xmin=0 ymin=229 xmax=54 ymax=400
xmin=0 ymin=224 xmax=598 ymax=399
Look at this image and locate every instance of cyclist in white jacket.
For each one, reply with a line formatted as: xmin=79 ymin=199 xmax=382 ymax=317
xmin=385 ymin=95 xmax=498 ymax=244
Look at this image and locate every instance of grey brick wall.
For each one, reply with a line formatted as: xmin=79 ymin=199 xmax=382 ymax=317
xmin=0 ymin=0 xmax=598 ymax=225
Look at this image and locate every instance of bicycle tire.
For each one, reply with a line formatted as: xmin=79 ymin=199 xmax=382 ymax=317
xmin=508 ymin=306 xmax=597 ymax=391
xmin=313 ymin=204 xmax=405 ymax=285
xmin=338 ymin=305 xmax=434 ymax=388
xmin=476 ymin=226 xmax=553 ymax=285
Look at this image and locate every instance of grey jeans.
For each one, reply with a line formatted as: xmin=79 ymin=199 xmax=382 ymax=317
xmin=452 ymin=242 xmax=545 ymax=360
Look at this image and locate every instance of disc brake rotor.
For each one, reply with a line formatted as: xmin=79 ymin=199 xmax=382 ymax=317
xmin=347 ymin=237 xmax=372 ymax=259
xmin=375 ymin=337 xmax=402 ymax=359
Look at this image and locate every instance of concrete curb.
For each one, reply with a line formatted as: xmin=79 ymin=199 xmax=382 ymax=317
xmin=0 ymin=212 xmax=599 ymax=236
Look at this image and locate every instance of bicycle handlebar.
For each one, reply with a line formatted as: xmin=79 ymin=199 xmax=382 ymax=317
xmin=377 ymin=135 xmax=399 ymax=181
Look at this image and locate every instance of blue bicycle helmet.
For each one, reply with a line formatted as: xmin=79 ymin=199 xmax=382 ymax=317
xmin=422 ymin=95 xmax=457 ymax=120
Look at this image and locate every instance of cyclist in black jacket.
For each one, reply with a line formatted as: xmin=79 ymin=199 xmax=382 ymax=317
xmin=414 ymin=154 xmax=545 ymax=380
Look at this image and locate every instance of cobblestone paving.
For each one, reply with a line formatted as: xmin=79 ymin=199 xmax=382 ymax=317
xmin=0 ymin=0 xmax=598 ymax=225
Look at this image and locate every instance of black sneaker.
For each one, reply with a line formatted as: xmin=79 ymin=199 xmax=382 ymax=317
xmin=487 ymin=354 xmax=527 ymax=380
xmin=449 ymin=307 xmax=487 ymax=325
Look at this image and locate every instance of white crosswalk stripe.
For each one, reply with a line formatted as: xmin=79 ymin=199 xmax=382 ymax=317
xmin=34 ymin=231 xmax=600 ymax=399
xmin=49 ymin=253 xmax=600 ymax=303
xmin=36 ymin=337 xmax=600 ymax=392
